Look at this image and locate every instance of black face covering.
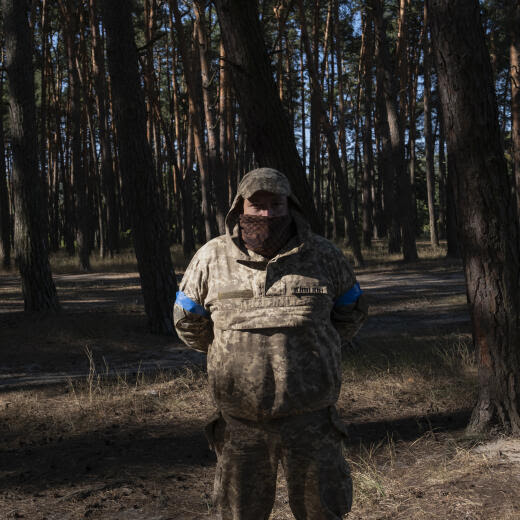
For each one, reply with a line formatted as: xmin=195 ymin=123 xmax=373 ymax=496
xmin=239 ymin=214 xmax=295 ymax=258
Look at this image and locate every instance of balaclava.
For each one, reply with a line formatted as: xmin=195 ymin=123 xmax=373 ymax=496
xmin=239 ymin=214 xmax=294 ymax=258
xmin=236 ymin=168 xmax=297 ymax=259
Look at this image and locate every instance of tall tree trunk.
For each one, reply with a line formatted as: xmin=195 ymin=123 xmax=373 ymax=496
xmin=309 ymin=1 xmax=322 ymax=223
xmin=371 ymin=0 xmax=418 ymax=261
xmin=214 ymin=0 xmax=321 ymax=232
xmin=89 ymin=0 xmax=119 ymax=256
xmin=373 ymin=0 xmax=399 ymax=253
xmin=60 ymin=0 xmax=91 ymax=270
xmin=194 ymin=0 xmax=227 ymax=235
xmin=423 ymin=3 xmax=439 ymax=247
xmin=430 ymin=0 xmax=520 ymax=434
xmin=170 ymin=0 xmax=213 ymax=242
xmin=0 ymin=73 xmax=11 ymax=269
xmin=169 ymin=27 xmax=195 ymax=258
xmin=300 ymin=36 xmax=307 ymax=176
xmin=407 ymin=23 xmax=422 ymax=236
xmin=437 ymin=93 xmax=447 ymax=240
xmin=334 ymin=0 xmax=347 ymax=240
xmin=170 ymin=30 xmax=195 ymax=258
xmin=39 ymin=0 xmax=49 ymax=244
xmin=511 ymin=1 xmax=520 ymax=220
xmin=361 ymin=10 xmax=374 ymax=248
xmin=3 ymin=0 xmax=59 ymax=310
xmin=102 ymin=0 xmax=178 ymax=334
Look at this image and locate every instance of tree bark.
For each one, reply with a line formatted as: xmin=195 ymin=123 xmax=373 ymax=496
xmin=423 ymin=2 xmax=439 ymax=247
xmin=89 ymin=0 xmax=119 ymax=256
xmin=3 ymin=0 xmax=59 ymax=310
xmin=0 ymin=72 xmax=11 ymax=269
xmin=372 ymin=0 xmax=400 ymax=254
xmin=360 ymin=10 xmax=374 ymax=248
xmin=102 ymin=0 xmax=178 ymax=334
xmin=510 ymin=1 xmax=520 ymax=220
xmin=168 ymin=15 xmax=195 ymax=259
xmin=194 ymin=0 xmax=228 ymax=235
xmin=430 ymin=0 xmax=520 ymax=434
xmin=60 ymin=0 xmax=91 ymax=270
xmin=371 ymin=0 xmax=418 ymax=261
xmin=214 ymin=0 xmax=321 ymax=232
xmin=170 ymin=0 xmax=213 ymax=242
xmin=437 ymin=93 xmax=447 ymax=240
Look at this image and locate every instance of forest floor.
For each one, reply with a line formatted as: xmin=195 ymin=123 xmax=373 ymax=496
xmin=1 ymin=244 xmax=520 ymax=519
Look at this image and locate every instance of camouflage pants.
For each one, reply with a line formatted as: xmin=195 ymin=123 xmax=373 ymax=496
xmin=205 ymin=407 xmax=352 ymax=520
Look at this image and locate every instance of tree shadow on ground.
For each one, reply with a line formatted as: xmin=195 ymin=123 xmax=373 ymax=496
xmin=0 ymin=407 xmax=472 ymax=495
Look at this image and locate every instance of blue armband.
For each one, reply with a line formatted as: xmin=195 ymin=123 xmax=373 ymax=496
xmin=175 ymin=291 xmax=209 ymax=317
xmin=335 ymin=282 xmax=363 ymax=307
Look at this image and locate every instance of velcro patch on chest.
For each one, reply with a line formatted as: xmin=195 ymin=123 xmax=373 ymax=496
xmin=217 ymin=289 xmax=254 ymax=300
xmin=292 ymin=286 xmax=329 ymax=295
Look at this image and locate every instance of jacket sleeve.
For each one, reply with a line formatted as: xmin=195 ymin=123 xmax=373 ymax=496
xmin=330 ymin=251 xmax=368 ymax=345
xmin=174 ymin=249 xmax=213 ymax=353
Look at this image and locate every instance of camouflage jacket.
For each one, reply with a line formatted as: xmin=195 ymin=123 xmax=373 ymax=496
xmin=174 ymin=171 xmax=367 ymax=421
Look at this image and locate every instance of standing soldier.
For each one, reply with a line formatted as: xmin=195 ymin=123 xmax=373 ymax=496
xmin=174 ymin=168 xmax=367 ymax=520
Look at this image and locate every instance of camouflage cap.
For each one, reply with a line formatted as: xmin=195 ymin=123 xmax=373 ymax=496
xmin=238 ymin=168 xmax=292 ymax=200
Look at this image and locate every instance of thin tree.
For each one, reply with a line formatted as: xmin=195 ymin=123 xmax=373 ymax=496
xmin=170 ymin=0 xmax=214 ymax=242
xmin=430 ymin=0 xmax=520 ymax=433
xmin=194 ymin=0 xmax=228 ymax=235
xmin=102 ymin=0 xmax=178 ymax=334
xmin=2 ymin=0 xmax=59 ymax=310
xmin=423 ymin=2 xmax=438 ymax=247
xmin=59 ymin=0 xmax=91 ymax=270
xmin=0 ymin=71 xmax=11 ymax=269
xmin=371 ymin=0 xmax=418 ymax=261
xmin=88 ymin=0 xmax=119 ymax=257
xmin=360 ymin=10 xmax=375 ymax=248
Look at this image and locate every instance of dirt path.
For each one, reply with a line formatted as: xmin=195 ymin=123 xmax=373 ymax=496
xmin=0 ymin=267 xmax=469 ymax=389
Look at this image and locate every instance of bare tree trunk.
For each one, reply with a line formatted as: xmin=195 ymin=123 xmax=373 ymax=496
xmin=103 ymin=0 xmax=178 ymax=334
xmin=194 ymin=0 xmax=228 ymax=235
xmin=168 ymin=16 xmax=195 ymax=259
xmin=0 ymin=72 xmax=11 ymax=269
xmin=3 ymin=0 xmax=59 ymax=310
xmin=170 ymin=0 xmax=213 ymax=242
xmin=430 ymin=0 xmax=520 ymax=434
xmin=511 ymin=1 xmax=520 ymax=219
xmin=300 ymin=36 xmax=307 ymax=176
xmin=373 ymin=0 xmax=399 ymax=253
xmin=437 ymin=100 xmax=447 ymax=240
xmin=334 ymin=0 xmax=347 ymax=239
xmin=89 ymin=0 xmax=119 ymax=256
xmin=60 ymin=0 xmax=91 ymax=270
xmin=214 ymin=0 xmax=321 ymax=232
xmin=361 ymin=10 xmax=374 ymax=248
xmin=309 ymin=1 xmax=322 ymax=223
xmin=372 ymin=0 xmax=418 ymax=261
xmin=407 ymin=22 xmax=422 ymax=236
xmin=423 ymin=2 xmax=439 ymax=246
